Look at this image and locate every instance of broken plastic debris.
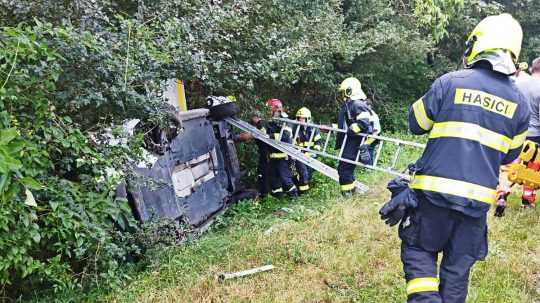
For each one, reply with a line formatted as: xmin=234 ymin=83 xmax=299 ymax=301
xmin=218 ymin=265 xmax=275 ymax=281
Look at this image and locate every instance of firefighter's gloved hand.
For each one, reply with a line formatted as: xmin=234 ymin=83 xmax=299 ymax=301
xmin=379 ymin=177 xmax=418 ymax=227
xmin=386 ymin=176 xmax=409 ymax=196
xmin=381 ymin=203 xmax=408 ymax=226
xmin=359 ymin=144 xmax=371 ymax=164
xmin=233 ymin=132 xmax=252 ymax=143
xmin=250 ymin=116 xmax=263 ymax=128
xmin=348 ymin=121 xmax=371 ymax=135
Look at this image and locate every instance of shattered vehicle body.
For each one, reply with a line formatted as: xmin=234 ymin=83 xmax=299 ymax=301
xmin=119 ymin=108 xmax=253 ymax=227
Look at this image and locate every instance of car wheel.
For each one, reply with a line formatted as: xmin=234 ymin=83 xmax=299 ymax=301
xmin=209 ymin=102 xmax=240 ymax=120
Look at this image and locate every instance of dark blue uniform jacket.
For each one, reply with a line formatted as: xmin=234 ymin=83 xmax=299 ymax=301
xmin=336 ymin=99 xmax=374 ymax=159
xmin=409 ymin=65 xmax=530 ymax=217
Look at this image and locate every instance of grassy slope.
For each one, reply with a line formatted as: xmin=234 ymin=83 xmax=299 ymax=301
xmin=102 ymin=169 xmax=540 ymax=303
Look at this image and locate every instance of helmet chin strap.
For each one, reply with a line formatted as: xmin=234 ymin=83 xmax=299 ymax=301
xmin=464 ymin=36 xmax=476 ymax=57
xmin=462 ymin=36 xmax=477 ymax=68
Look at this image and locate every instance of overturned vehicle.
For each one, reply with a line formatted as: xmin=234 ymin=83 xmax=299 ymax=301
xmin=117 ymin=106 xmax=254 ymax=228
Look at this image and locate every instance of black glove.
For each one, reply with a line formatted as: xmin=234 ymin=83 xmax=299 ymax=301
xmin=386 ymin=176 xmax=410 ymax=196
xmin=250 ymin=117 xmax=263 ymax=128
xmin=359 ymin=144 xmax=371 ymax=164
xmin=379 ymin=177 xmax=418 ymax=226
xmin=381 ymin=201 xmax=408 ymax=226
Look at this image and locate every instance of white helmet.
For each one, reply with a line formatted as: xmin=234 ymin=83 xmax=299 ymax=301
xmin=338 ymin=77 xmax=367 ymax=101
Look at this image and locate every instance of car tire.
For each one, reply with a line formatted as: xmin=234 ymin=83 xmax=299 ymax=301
xmin=209 ymin=102 xmax=240 ymax=120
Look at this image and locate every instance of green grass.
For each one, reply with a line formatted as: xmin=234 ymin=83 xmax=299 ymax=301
xmin=77 ymin=167 xmax=539 ymax=303
xmin=39 ymin=136 xmax=540 ymax=302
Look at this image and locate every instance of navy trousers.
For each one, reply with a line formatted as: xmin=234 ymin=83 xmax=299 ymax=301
xmin=269 ymin=158 xmax=296 ymax=196
xmin=337 ymin=140 xmax=360 ymax=192
xmin=399 ymin=198 xmax=488 ymax=303
xmin=295 ymin=161 xmax=313 ymax=192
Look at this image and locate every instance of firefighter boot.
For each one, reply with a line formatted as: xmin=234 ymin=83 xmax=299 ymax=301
xmin=521 ymin=187 xmax=536 ymax=209
xmin=341 ymin=181 xmax=368 ymax=198
xmin=494 ymin=191 xmax=510 ymax=217
xmin=297 ymin=183 xmax=310 ymax=195
xmin=271 ymin=188 xmax=284 ymax=199
xmin=286 ymin=185 xmax=299 ymax=199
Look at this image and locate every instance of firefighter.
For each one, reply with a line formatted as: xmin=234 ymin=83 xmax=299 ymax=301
xmin=517 ymin=58 xmax=540 ymax=209
xmin=380 ymin=14 xmax=530 ymax=303
xmin=496 ymin=57 xmax=540 ymax=214
xmin=265 ymin=99 xmax=298 ymax=198
xmin=336 ymin=77 xmax=375 ymax=196
xmin=292 ymin=107 xmax=322 ymax=194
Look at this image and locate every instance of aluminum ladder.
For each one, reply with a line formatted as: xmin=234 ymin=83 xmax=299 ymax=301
xmin=273 ymin=117 xmax=426 ymax=179
xmin=224 ymin=117 xmax=372 ymax=190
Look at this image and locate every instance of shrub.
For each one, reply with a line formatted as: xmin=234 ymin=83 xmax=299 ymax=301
xmin=0 ymin=24 xmax=138 ymax=297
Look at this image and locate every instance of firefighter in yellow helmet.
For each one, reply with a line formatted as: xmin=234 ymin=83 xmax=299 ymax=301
xmin=335 ymin=77 xmax=375 ymax=196
xmin=379 ymin=14 xmax=530 ymax=303
xmin=292 ymin=107 xmax=321 ymax=194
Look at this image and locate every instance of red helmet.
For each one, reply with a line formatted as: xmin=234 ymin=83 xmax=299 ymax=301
xmin=266 ymin=98 xmax=283 ymax=111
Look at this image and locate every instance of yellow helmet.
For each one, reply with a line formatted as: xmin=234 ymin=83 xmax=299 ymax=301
xmin=226 ymin=95 xmax=237 ymax=102
xmin=295 ymin=107 xmax=311 ymax=120
xmin=464 ymin=13 xmax=523 ymax=65
xmin=338 ymin=77 xmax=367 ymax=101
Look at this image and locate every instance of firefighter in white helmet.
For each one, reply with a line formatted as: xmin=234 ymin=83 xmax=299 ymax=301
xmin=336 ymin=77 xmax=375 ymax=196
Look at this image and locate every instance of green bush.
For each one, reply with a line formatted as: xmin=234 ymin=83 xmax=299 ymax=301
xmin=0 ymin=24 xmax=139 ymax=297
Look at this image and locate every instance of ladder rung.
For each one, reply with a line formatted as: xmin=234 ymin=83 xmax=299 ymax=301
xmin=354 ymin=136 xmax=367 ymax=162
xmin=307 ymin=127 xmax=315 ymax=150
xmin=390 ymin=144 xmax=402 ymax=169
xmin=278 ymin=122 xmax=286 ymax=141
xmin=292 ymin=123 xmax=300 ymax=144
xmin=373 ymin=141 xmax=384 ymax=168
xmin=338 ymin=134 xmax=348 ymax=158
xmin=322 ymin=129 xmax=332 ymax=153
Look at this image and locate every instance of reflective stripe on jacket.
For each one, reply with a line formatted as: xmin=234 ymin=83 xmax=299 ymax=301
xmin=335 ymin=99 xmax=374 ymax=153
xmin=409 ymin=65 xmax=530 ymax=217
xmin=293 ymin=125 xmax=322 ymax=153
xmin=267 ymin=120 xmax=293 ymax=159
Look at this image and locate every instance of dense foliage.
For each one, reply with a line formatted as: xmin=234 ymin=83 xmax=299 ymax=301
xmin=0 ymin=24 xmax=142 ymax=298
xmin=0 ymin=0 xmax=539 ymax=299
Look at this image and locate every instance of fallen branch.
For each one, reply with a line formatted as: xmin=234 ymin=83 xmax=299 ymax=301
xmin=1 ymin=39 xmax=20 ymax=90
